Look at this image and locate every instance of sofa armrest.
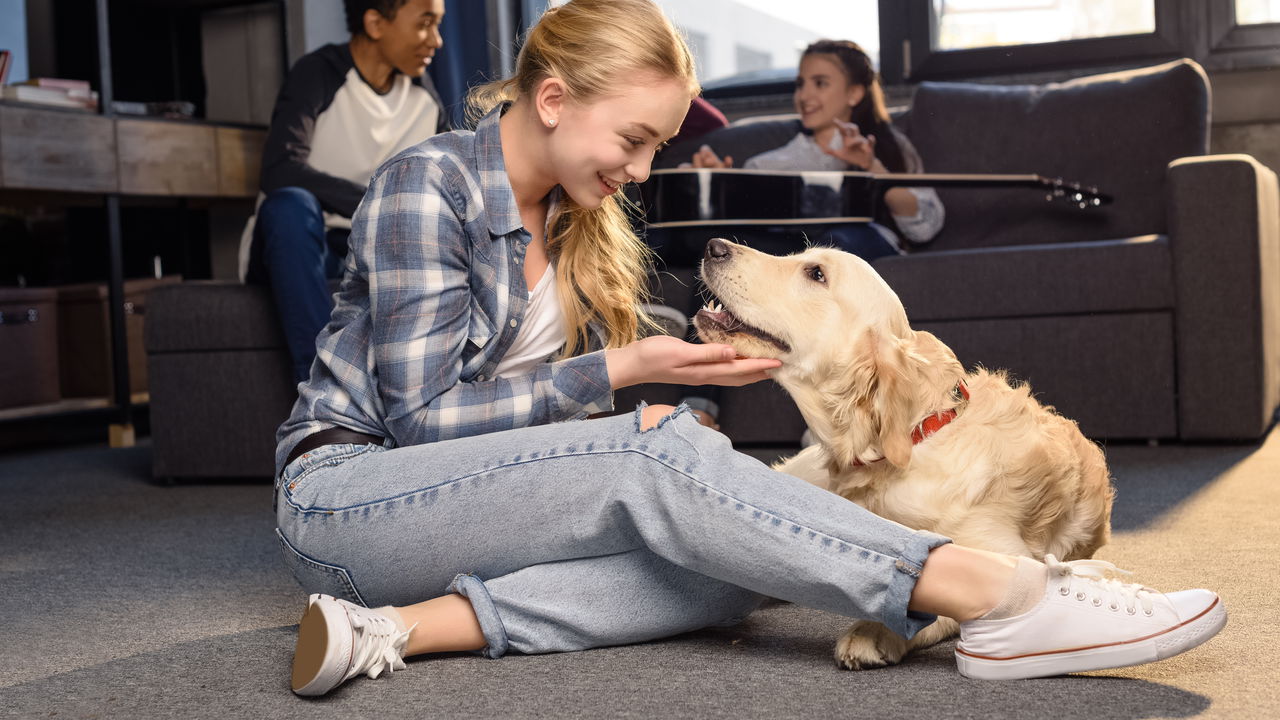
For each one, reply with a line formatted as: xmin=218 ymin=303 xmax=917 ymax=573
xmin=1168 ymin=154 xmax=1280 ymax=439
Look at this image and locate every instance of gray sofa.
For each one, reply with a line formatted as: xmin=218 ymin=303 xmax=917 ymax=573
xmin=146 ymin=59 xmax=1279 ymax=480
xmin=619 ymin=58 xmax=1280 ymax=445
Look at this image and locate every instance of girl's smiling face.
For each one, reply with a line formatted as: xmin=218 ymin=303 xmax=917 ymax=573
xmin=793 ymin=53 xmax=865 ymax=134
xmin=547 ymin=74 xmax=691 ymax=210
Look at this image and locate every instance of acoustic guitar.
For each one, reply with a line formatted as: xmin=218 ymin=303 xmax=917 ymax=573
xmin=639 ymin=168 xmax=1113 ymax=229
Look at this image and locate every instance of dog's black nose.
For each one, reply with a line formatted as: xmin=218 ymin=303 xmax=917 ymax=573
xmin=705 ymin=238 xmax=732 ymax=261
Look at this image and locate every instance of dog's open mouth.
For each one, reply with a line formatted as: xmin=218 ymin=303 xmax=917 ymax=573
xmin=695 ymin=300 xmax=791 ymax=353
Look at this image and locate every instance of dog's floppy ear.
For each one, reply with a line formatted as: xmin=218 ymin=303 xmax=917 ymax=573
xmin=871 ymin=335 xmax=920 ymax=468
xmin=825 ymin=328 xmax=920 ymax=469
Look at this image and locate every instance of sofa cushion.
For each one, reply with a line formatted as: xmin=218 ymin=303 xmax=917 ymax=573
xmin=901 ymin=59 xmax=1209 ymax=252
xmin=875 ymin=235 xmax=1174 ymax=321
xmin=916 ymin=312 xmax=1177 ymax=439
xmin=145 ymin=281 xmax=286 ymax=353
xmin=149 ymin=349 xmax=293 ymax=478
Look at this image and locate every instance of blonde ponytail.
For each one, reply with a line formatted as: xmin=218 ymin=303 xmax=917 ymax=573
xmin=465 ymin=77 xmax=519 ymax=127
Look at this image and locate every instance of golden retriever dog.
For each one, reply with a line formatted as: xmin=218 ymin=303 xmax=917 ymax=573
xmin=693 ymin=238 xmax=1115 ymax=670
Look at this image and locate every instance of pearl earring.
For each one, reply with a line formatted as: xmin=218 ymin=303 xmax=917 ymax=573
xmin=548 ymin=119 xmax=557 ymax=127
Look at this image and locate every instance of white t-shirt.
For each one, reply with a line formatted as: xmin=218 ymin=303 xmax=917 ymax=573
xmin=309 ymin=68 xmax=440 ymax=231
xmin=492 ymin=263 xmax=567 ymax=378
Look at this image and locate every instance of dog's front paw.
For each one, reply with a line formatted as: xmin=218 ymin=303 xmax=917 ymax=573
xmin=834 ymin=621 xmax=908 ymax=670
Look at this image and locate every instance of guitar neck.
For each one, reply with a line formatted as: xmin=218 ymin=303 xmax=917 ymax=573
xmin=639 ymin=169 xmax=1112 ymax=229
xmin=874 ymin=172 xmax=1047 ymax=188
xmin=871 ymin=172 xmax=1112 ymax=205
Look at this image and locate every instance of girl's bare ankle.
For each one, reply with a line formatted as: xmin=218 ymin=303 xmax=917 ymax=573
xmin=972 ymin=557 xmax=1048 ymax=622
xmin=910 ymin=544 xmax=1022 ymax=621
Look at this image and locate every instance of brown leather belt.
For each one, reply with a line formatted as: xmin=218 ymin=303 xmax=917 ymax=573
xmin=285 ymin=427 xmax=385 ymax=467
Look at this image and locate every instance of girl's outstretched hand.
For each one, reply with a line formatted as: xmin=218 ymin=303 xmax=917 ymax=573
xmin=605 ymin=335 xmax=781 ymax=390
xmin=682 ymin=144 xmax=734 ymax=169
xmin=822 ymin=120 xmax=885 ymax=172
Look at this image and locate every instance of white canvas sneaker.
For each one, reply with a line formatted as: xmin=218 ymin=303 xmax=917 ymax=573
xmin=291 ymin=594 xmax=414 ymax=696
xmin=956 ymin=555 xmax=1226 ymax=680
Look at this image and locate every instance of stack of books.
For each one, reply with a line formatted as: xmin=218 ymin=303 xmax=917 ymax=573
xmin=1 ymin=77 xmax=100 ymax=112
xmin=111 ymin=100 xmax=197 ymax=119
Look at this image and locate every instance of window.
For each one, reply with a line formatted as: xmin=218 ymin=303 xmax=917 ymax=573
xmin=881 ymin=0 xmax=1181 ymax=82
xmin=1209 ymin=0 xmax=1280 ymax=69
xmin=933 ymin=0 xmax=1155 ymax=51
xmin=1237 ymin=0 xmax=1280 ymax=25
xmin=881 ymin=0 xmax=1280 ymax=81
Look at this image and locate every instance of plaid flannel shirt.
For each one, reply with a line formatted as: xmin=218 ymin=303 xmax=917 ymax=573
xmin=274 ymin=106 xmax=615 ymax=475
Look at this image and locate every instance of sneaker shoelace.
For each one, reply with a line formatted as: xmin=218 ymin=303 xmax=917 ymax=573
xmin=344 ymin=607 xmax=414 ymax=681
xmin=1045 ymin=554 xmax=1156 ymax=616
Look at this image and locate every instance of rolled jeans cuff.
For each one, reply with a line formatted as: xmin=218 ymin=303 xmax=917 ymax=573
xmin=886 ymin=529 xmax=952 ymax=639
xmin=448 ymin=573 xmax=511 ymax=659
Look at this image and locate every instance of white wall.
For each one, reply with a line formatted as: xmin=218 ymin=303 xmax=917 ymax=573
xmin=287 ymin=0 xmax=349 ymax=64
xmin=657 ymin=0 xmax=818 ymax=82
xmin=1 ymin=0 xmax=29 ymax=83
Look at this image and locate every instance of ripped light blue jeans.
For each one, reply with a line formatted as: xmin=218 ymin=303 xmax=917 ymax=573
xmin=274 ymin=405 xmax=950 ymax=658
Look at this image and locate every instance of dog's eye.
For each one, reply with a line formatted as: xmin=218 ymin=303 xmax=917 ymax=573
xmin=806 ymin=264 xmax=826 ymax=284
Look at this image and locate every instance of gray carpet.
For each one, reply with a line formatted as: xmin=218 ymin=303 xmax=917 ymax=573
xmin=2 ymin=431 xmax=1278 ymax=719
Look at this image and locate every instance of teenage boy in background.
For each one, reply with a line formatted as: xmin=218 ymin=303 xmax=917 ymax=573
xmin=242 ymin=0 xmax=450 ymax=383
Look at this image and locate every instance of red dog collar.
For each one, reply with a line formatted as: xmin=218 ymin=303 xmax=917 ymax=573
xmin=852 ymin=381 xmax=969 ymax=467
xmin=911 ymin=381 xmax=970 ymax=444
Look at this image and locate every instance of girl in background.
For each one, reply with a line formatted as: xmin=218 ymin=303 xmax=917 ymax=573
xmin=690 ymin=39 xmax=944 ymax=257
